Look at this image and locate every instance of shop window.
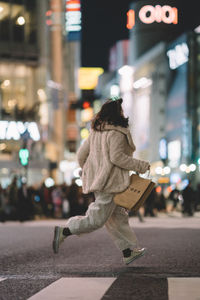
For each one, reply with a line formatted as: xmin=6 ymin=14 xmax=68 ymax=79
xmin=0 ymin=1 xmax=11 ymax=42
xmin=0 ymin=63 xmax=37 ymax=120
xmin=11 ymin=1 xmax=25 ymax=43
xmin=24 ymin=0 xmax=37 ymax=45
xmin=0 ymin=0 xmax=37 ymax=57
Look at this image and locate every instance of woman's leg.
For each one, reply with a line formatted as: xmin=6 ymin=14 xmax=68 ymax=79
xmin=66 ymin=191 xmax=116 ymax=235
xmin=105 ymin=206 xmax=139 ymax=251
xmin=53 ymin=191 xmax=115 ymax=253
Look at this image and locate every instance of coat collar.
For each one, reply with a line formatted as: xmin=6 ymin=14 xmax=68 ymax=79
xmin=98 ymin=124 xmax=136 ymax=151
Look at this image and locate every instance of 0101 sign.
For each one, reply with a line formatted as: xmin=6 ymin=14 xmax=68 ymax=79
xmin=127 ymin=5 xmax=178 ymax=29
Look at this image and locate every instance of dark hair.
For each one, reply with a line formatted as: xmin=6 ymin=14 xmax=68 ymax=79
xmin=91 ymin=98 xmax=129 ymax=130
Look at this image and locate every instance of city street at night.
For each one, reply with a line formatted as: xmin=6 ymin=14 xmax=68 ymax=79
xmin=1 ymin=0 xmax=200 ymax=299
xmin=0 ymin=214 xmax=200 ymax=300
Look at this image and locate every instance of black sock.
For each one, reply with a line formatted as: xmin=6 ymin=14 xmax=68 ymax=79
xmin=63 ymin=227 xmax=72 ymax=237
xmin=122 ymin=248 xmax=132 ymax=257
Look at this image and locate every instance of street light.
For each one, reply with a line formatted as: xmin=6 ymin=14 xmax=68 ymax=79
xmin=179 ymin=163 xmax=196 ymax=173
xmin=16 ymin=16 xmax=25 ymax=26
xmin=155 ymin=166 xmax=171 ymax=176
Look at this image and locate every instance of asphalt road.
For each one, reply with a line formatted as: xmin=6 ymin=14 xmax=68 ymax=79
xmin=0 ymin=214 xmax=200 ymax=300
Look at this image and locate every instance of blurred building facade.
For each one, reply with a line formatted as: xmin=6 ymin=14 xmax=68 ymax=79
xmin=125 ymin=0 xmax=200 ymax=190
xmin=95 ymin=1 xmax=200 ymax=189
xmin=0 ymin=0 xmax=80 ymax=187
xmin=0 ymin=0 xmax=49 ymax=187
xmin=1 ymin=0 xmax=200 ymax=192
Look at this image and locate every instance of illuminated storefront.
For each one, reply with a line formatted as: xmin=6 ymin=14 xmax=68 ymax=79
xmin=0 ymin=0 xmax=38 ymax=59
xmin=118 ymin=42 xmax=168 ymax=172
xmin=0 ymin=1 xmax=50 ymax=186
xmin=165 ymin=34 xmax=189 ymax=173
xmin=96 ymin=1 xmax=200 ymax=190
xmin=0 ymin=63 xmax=49 ymax=186
xmin=165 ymin=31 xmax=200 ymax=185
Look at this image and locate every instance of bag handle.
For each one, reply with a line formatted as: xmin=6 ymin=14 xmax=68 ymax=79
xmin=136 ymin=170 xmax=151 ymax=179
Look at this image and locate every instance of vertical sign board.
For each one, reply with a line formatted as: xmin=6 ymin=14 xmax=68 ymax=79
xmin=165 ymin=34 xmax=189 ymax=162
xmin=65 ymin=0 xmax=81 ymax=41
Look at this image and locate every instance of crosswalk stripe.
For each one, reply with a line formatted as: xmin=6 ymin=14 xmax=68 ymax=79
xmin=1 ymin=275 xmax=200 ymax=299
xmin=27 ymin=277 xmax=116 ymax=300
xmin=168 ymin=277 xmax=200 ymax=300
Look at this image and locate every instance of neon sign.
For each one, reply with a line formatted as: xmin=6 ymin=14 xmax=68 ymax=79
xmin=167 ymin=42 xmax=189 ymax=70
xmin=65 ymin=0 xmax=81 ymax=40
xmin=127 ymin=5 xmax=178 ymax=29
xmin=0 ymin=121 xmax=40 ymax=141
xmin=78 ymin=67 xmax=104 ymax=90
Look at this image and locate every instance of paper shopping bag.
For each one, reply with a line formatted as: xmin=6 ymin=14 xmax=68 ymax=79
xmin=113 ymin=174 xmax=155 ymax=211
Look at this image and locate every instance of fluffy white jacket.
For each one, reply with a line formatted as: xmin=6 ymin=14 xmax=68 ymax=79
xmin=77 ymin=124 xmax=149 ymax=194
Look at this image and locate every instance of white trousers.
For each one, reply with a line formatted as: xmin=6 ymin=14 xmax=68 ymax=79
xmin=66 ymin=191 xmax=138 ymax=251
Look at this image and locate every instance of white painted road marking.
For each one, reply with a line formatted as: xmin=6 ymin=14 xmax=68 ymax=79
xmin=27 ymin=277 xmax=116 ymax=300
xmin=1 ymin=276 xmax=200 ymax=299
xmin=168 ymin=278 xmax=200 ymax=300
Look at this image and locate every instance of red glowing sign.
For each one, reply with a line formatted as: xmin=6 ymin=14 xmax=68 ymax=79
xmin=82 ymin=101 xmax=90 ymax=109
xmin=127 ymin=5 xmax=178 ymax=29
xmin=65 ymin=0 xmax=81 ymax=33
xmin=127 ymin=9 xmax=135 ymax=29
xmin=66 ymin=0 xmax=81 ymax=12
xmin=45 ymin=10 xmax=53 ymax=26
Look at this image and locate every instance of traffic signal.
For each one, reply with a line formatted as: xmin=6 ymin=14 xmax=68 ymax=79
xmin=70 ymin=90 xmax=95 ymax=110
xmin=82 ymin=101 xmax=91 ymax=109
xmin=19 ymin=148 xmax=29 ymax=166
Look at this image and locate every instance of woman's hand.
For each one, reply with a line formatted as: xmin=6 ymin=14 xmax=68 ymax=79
xmin=139 ymin=161 xmax=151 ymax=174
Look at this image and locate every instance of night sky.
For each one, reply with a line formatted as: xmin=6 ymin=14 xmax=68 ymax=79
xmin=81 ymin=0 xmax=130 ymax=70
xmin=81 ymin=0 xmax=200 ymax=71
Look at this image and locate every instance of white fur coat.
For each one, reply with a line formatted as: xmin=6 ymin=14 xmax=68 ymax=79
xmin=77 ymin=124 xmax=149 ymax=194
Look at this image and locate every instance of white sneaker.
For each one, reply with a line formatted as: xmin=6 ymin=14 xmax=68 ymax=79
xmin=52 ymin=226 xmax=65 ymax=254
xmin=123 ymin=247 xmax=146 ymax=265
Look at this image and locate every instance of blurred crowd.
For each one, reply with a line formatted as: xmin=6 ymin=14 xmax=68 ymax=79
xmin=140 ymin=180 xmax=200 ymax=218
xmin=0 ymin=176 xmax=94 ymax=222
xmin=0 ymin=176 xmax=200 ymax=222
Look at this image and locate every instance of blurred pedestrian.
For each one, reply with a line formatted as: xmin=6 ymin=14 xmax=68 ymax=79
xmin=17 ymin=182 xmax=33 ymax=221
xmin=38 ymin=182 xmax=48 ymax=217
xmin=155 ymin=191 xmax=166 ymax=212
xmin=61 ymin=184 xmax=70 ymax=218
xmin=52 ymin=97 xmax=150 ymax=265
xmin=168 ymin=185 xmax=180 ymax=211
xmin=137 ymin=210 xmax=145 ymax=222
xmin=52 ymin=185 xmax=63 ymax=218
xmin=182 ymin=181 xmax=195 ymax=216
xmin=129 ymin=208 xmax=145 ymax=222
xmin=67 ymin=180 xmax=80 ymax=217
xmin=7 ymin=176 xmax=18 ymax=220
xmin=0 ymin=185 xmax=7 ymax=222
xmin=62 ymin=197 xmax=70 ymax=219
xmin=195 ymin=183 xmax=200 ymax=211
xmin=144 ymin=187 xmax=156 ymax=217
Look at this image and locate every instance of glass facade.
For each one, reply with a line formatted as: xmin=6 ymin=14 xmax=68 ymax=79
xmin=166 ymin=34 xmax=189 ymax=165
xmin=0 ymin=1 xmax=50 ymax=186
xmin=0 ymin=0 xmax=38 ymax=59
xmin=0 ymin=0 xmax=40 ymax=122
xmin=0 ymin=63 xmax=37 ymax=120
